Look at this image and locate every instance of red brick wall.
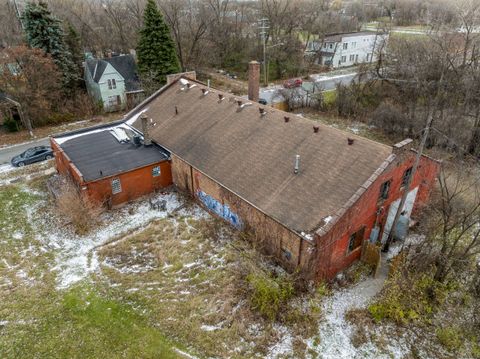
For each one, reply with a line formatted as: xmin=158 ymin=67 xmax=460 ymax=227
xmin=84 ymin=161 xmax=172 ymax=206
xmin=171 ymin=154 xmax=315 ymax=274
xmin=51 ymin=138 xmax=172 ymax=206
xmin=314 ymin=150 xmax=440 ymax=280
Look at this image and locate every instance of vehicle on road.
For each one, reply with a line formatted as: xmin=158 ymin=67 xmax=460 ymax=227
xmin=258 ymin=98 xmax=268 ymax=105
xmin=11 ymin=145 xmax=54 ymax=167
xmin=283 ymin=78 xmax=303 ymax=89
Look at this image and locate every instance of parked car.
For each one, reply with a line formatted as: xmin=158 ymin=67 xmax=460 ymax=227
xmin=283 ymin=78 xmax=303 ymax=89
xmin=258 ymin=98 xmax=268 ymax=105
xmin=11 ymin=146 xmax=54 ymax=167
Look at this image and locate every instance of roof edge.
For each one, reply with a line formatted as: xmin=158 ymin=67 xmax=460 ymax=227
xmin=51 ymin=119 xmax=126 ymax=140
xmin=315 ymin=153 xmax=397 ymax=237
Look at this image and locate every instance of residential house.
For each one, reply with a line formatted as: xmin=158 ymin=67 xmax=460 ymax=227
xmin=52 ymin=64 xmax=439 ymax=282
xmin=84 ymin=54 xmax=143 ymax=112
xmin=306 ymin=31 xmax=388 ymax=68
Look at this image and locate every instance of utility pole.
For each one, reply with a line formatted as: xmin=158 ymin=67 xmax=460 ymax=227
xmin=382 ymin=110 xmax=434 ymax=252
xmin=13 ymin=0 xmax=24 ymax=30
xmin=259 ymin=18 xmax=269 ymax=86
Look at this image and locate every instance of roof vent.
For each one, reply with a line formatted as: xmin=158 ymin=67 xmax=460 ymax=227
xmin=186 ymin=83 xmax=197 ymax=89
xmin=259 ymin=108 xmax=266 ymax=116
xmin=201 ymin=88 xmax=209 ymax=96
xmin=237 ymin=101 xmax=252 ymax=109
xmin=294 ymin=155 xmax=300 ymax=174
xmin=284 ymin=116 xmax=290 ymax=123
xmin=347 ymin=138 xmax=354 ymax=145
xmin=313 ymin=126 xmax=319 ymax=133
xmin=218 ymin=94 xmax=225 ymax=101
xmin=175 ymin=106 xmax=178 ymax=115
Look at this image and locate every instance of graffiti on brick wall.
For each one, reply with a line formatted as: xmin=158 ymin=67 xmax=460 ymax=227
xmin=197 ymin=190 xmax=243 ymax=229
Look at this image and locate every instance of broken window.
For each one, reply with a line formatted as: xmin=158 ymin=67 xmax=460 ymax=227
xmin=152 ymin=166 xmax=161 ymax=177
xmin=348 ymin=226 xmax=365 ymax=252
xmin=402 ymin=167 xmax=413 ymax=187
xmin=379 ymin=180 xmax=391 ymax=201
xmin=282 ymin=248 xmax=292 ymax=261
xmin=111 ymin=178 xmax=122 ymax=194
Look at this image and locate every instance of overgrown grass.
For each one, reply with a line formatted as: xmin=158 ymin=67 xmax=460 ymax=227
xmin=98 ymin=217 xmax=321 ymax=358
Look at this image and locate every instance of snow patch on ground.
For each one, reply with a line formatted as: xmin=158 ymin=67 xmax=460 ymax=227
xmin=38 ymin=191 xmax=208 ymax=289
xmin=266 ymin=325 xmax=293 ymax=359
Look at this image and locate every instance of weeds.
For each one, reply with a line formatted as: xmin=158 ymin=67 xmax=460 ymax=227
xmin=246 ymin=270 xmax=295 ymax=321
xmin=56 ymin=179 xmax=101 ymax=235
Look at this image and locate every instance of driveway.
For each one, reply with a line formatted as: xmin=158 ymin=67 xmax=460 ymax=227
xmin=0 ymin=137 xmax=50 ymax=165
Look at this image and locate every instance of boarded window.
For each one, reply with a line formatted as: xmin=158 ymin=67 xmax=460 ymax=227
xmin=348 ymin=226 xmax=365 ymax=252
xmin=152 ymin=166 xmax=161 ymax=177
xmin=379 ymin=180 xmax=391 ymax=200
xmin=111 ymin=178 xmax=122 ymax=194
xmin=402 ymin=167 xmax=413 ymax=187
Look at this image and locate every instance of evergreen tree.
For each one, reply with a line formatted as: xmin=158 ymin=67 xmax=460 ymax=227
xmin=21 ymin=1 xmax=77 ymax=91
xmin=65 ymin=22 xmax=83 ymax=83
xmin=137 ymin=0 xmax=180 ymax=87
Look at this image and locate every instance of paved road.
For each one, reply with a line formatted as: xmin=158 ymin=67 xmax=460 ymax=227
xmin=0 ymin=137 xmax=50 ymax=165
xmin=259 ymin=72 xmax=359 ymax=104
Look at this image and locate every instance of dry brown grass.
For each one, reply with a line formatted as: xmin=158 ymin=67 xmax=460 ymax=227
xmin=96 ymin=215 xmax=322 ymax=358
xmin=56 ymin=180 xmax=102 ymax=235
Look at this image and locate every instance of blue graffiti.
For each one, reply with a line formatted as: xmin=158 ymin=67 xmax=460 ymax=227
xmin=197 ymin=191 xmax=243 ymax=229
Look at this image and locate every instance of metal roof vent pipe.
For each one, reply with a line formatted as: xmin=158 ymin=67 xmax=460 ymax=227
xmin=259 ymin=108 xmax=266 ymax=116
xmin=313 ymin=126 xmax=319 ymax=133
xmin=284 ymin=116 xmax=290 ymax=123
xmin=347 ymin=138 xmax=354 ymax=145
xmin=294 ymin=154 xmax=300 ymax=174
xmin=141 ymin=113 xmax=152 ymax=146
xmin=201 ymin=88 xmax=209 ymax=96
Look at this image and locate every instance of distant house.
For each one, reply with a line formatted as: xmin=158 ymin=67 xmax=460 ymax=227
xmin=306 ymin=31 xmax=388 ymax=68
xmin=84 ymin=54 xmax=143 ymax=112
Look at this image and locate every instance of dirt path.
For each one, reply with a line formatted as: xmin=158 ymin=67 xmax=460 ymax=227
xmin=312 ymin=256 xmax=390 ymax=358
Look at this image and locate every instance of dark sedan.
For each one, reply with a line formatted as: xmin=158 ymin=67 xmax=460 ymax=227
xmin=11 ymin=146 xmax=54 ymax=167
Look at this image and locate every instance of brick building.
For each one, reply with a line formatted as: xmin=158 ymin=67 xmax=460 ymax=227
xmin=51 ymin=67 xmax=440 ymax=281
xmin=51 ymin=122 xmax=171 ymax=207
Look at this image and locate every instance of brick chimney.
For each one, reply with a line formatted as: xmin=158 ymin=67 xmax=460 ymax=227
xmin=140 ymin=113 xmax=152 ymax=146
xmin=248 ymin=61 xmax=260 ymax=102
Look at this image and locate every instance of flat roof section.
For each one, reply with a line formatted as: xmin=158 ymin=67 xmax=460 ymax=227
xmin=57 ymin=129 xmax=169 ymax=182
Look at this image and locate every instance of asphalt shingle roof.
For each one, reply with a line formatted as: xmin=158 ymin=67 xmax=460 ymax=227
xmin=129 ymin=79 xmax=393 ymax=233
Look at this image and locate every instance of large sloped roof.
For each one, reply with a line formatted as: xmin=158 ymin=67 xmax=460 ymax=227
xmin=129 ymin=79 xmax=392 ymax=234
xmin=85 ymin=54 xmax=141 ymax=92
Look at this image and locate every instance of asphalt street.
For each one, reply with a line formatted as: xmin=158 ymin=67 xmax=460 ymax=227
xmin=0 ymin=138 xmax=50 ymax=165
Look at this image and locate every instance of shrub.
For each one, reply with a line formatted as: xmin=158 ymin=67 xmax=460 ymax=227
xmin=3 ymin=116 xmax=20 ymax=132
xmin=246 ymin=271 xmax=295 ymax=321
xmin=57 ymin=179 xmax=102 ymax=235
xmin=436 ymin=327 xmax=463 ymax=352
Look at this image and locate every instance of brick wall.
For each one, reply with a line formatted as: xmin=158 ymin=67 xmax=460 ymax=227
xmin=314 ymin=150 xmax=440 ymax=280
xmin=84 ymin=161 xmax=172 ymax=206
xmin=171 ymin=154 xmax=315 ymax=274
xmin=52 ymin=138 xmax=172 ymax=206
